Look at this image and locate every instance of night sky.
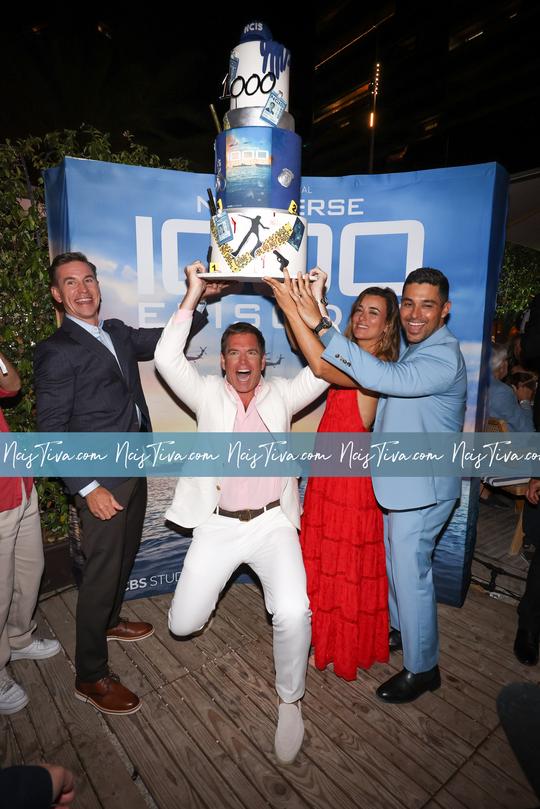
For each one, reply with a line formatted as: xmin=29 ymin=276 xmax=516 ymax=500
xmin=0 ymin=6 xmax=315 ymax=172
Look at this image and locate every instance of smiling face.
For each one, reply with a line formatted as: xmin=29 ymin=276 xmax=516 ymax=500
xmin=221 ymin=332 xmax=266 ymax=405
xmin=400 ymin=282 xmax=451 ymax=344
xmin=51 ymin=261 xmax=101 ymax=325
xmin=350 ymin=294 xmax=389 ymax=351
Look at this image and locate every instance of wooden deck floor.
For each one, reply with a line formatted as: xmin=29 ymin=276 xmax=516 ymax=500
xmin=1 ymin=511 xmax=539 ymax=809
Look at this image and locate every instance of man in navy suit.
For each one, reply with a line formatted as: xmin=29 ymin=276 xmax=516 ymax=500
xmin=275 ymin=267 xmax=467 ymax=703
xmin=34 ymin=252 xmax=205 ymax=715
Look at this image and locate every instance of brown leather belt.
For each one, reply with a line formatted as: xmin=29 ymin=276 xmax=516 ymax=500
xmin=214 ymin=498 xmax=280 ymax=522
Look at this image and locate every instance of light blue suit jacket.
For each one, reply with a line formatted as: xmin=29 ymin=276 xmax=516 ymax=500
xmin=321 ymin=325 xmax=467 ymax=510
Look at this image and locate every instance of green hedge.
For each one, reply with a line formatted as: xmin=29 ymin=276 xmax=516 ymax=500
xmin=0 ymin=126 xmax=187 ymax=541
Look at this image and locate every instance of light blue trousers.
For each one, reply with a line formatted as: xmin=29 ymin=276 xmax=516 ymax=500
xmin=384 ymin=499 xmax=456 ymax=673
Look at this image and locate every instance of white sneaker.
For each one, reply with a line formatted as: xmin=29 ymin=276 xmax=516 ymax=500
xmin=10 ymin=638 xmax=61 ymax=661
xmin=275 ymin=702 xmax=304 ymax=765
xmin=0 ymin=675 xmax=29 ymax=715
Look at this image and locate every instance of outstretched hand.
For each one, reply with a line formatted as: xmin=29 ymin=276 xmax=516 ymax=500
xmin=308 ymin=267 xmax=328 ymax=305
xmin=263 ymin=269 xmax=297 ymax=318
xmin=184 ymin=261 xmax=231 ymax=306
xmin=264 ymin=268 xmax=327 ymax=330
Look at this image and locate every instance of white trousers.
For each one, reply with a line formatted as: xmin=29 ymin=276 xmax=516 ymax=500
xmin=168 ymin=507 xmax=311 ymax=702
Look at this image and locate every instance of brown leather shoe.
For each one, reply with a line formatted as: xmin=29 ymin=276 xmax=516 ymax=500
xmin=106 ymin=618 xmax=154 ymax=643
xmin=75 ymin=674 xmax=141 ymax=715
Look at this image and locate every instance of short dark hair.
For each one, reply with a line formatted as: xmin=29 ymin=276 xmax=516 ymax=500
xmin=221 ymin=322 xmax=266 ymax=355
xmin=49 ymin=251 xmax=97 ymax=286
xmin=403 ymin=267 xmax=449 ymax=302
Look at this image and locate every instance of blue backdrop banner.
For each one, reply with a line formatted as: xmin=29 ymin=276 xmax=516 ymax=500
xmin=43 ymin=158 xmax=508 ymax=604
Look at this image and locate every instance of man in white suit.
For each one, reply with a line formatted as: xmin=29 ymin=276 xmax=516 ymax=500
xmin=154 ymin=261 xmax=328 ymax=764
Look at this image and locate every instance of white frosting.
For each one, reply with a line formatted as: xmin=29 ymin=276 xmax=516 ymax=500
xmin=229 ymin=41 xmax=290 ymax=111
xmin=207 ymin=209 xmax=307 ymax=279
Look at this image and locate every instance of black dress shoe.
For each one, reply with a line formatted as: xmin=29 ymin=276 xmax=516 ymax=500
xmin=514 ymin=628 xmax=539 ymax=666
xmin=389 ymin=629 xmax=402 ymax=652
xmin=376 ymin=666 xmax=441 ymax=703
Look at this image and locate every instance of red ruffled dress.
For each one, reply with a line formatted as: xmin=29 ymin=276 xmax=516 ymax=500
xmin=301 ymin=387 xmax=389 ymax=680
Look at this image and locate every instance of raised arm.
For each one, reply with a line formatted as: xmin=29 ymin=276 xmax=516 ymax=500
xmin=265 ymin=269 xmax=359 ymax=387
xmin=154 ymin=261 xmax=229 ymax=413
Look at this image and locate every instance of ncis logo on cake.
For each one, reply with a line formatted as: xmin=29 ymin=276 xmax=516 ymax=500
xmin=240 ymin=21 xmax=272 ymax=41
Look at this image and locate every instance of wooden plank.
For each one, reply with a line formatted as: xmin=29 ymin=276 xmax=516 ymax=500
xmin=125 ymin=595 xmax=208 ymax=673
xmin=101 ymin=694 xmax=207 ymax=809
xmin=6 ymin=669 xmax=43 ymax=763
xmin=8 ymin=655 xmax=70 ymax=756
xmin=69 ymin=729 xmax=148 ymax=809
xmin=168 ymin=671 xmax=310 ymax=809
xmin=237 ymin=584 xmax=479 ymax=762
xmin=210 ymin=634 xmax=422 ymax=809
xmin=149 ymin=592 xmax=235 ymax=662
xmin=42 ymin=740 xmax=103 ymax=809
xmin=438 ymin=631 xmax=537 ymax=692
xmin=193 ymin=655 xmax=363 ymax=809
xmin=426 ymin=790 xmax=468 ymax=809
xmin=211 ymin=602 xmax=260 ymax=650
xmin=459 ymin=752 xmax=536 ymax=809
xmin=112 ymin=688 xmax=253 ymax=809
xmin=20 ymin=625 xmax=148 ymax=809
xmin=302 ymin=662 xmax=444 ymax=795
xmin=475 ymin=732 xmax=537 ymax=794
xmin=163 ymin=677 xmax=278 ymax=809
xmin=238 ymin=638 xmax=430 ymax=807
xmin=444 ymin=768 xmax=531 ymax=809
xmin=239 ymin=634 xmax=461 ymax=795
xmin=118 ymin=600 xmax=186 ymax=685
xmin=443 ymin=616 xmax=535 ymax=682
xmin=0 ymin=721 xmax=21 ymax=767
xmin=433 ymin=662 xmax=499 ymax=728
xmin=448 ymin=588 xmax=517 ymax=633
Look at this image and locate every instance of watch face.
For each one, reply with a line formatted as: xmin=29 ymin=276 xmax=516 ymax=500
xmin=314 ymin=317 xmax=331 ymax=333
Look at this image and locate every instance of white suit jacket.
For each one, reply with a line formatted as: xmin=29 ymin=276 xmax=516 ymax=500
xmin=154 ymin=314 xmax=328 ymax=529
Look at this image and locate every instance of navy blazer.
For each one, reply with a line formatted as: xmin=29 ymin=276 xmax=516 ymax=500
xmin=34 ymin=313 xmax=205 ymax=494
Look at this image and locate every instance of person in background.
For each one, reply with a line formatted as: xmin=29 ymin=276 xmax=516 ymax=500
xmin=487 ymin=342 xmax=535 ymax=432
xmin=0 ymin=349 xmax=60 ymax=716
xmin=513 ymin=478 xmax=540 ymax=666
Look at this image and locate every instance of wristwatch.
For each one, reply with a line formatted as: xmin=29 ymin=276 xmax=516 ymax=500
xmin=313 ymin=316 xmax=332 ymax=335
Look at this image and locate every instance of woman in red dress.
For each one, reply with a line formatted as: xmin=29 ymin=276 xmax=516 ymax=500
xmin=300 ymin=283 xmax=401 ymax=679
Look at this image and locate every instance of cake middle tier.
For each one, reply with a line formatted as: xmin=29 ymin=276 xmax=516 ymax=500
xmin=215 ymin=126 xmax=301 ymax=211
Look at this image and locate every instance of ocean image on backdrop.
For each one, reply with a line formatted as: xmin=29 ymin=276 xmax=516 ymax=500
xmin=125 ymin=477 xmax=259 ymax=601
xmin=126 ymin=476 xmax=472 ymax=604
xmin=125 ymin=477 xmax=191 ymax=600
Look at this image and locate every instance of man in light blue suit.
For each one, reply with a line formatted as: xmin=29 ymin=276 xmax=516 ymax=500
xmin=289 ymin=268 xmax=467 ymax=703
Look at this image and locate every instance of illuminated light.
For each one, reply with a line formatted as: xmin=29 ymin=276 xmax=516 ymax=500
xmin=314 ymin=13 xmax=394 ymax=70
xmin=466 ymin=30 xmax=484 ymax=41
xmin=369 ymin=112 xmax=375 ymax=128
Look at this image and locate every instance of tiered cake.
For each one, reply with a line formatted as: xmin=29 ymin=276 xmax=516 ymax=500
xmin=206 ymin=21 xmax=307 ymax=279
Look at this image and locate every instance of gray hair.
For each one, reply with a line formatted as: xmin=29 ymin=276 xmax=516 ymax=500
xmin=490 ymin=343 xmax=508 ymax=374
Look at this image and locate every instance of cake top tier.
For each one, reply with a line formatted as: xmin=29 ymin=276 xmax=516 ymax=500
xmin=228 ymin=21 xmax=291 ymax=113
